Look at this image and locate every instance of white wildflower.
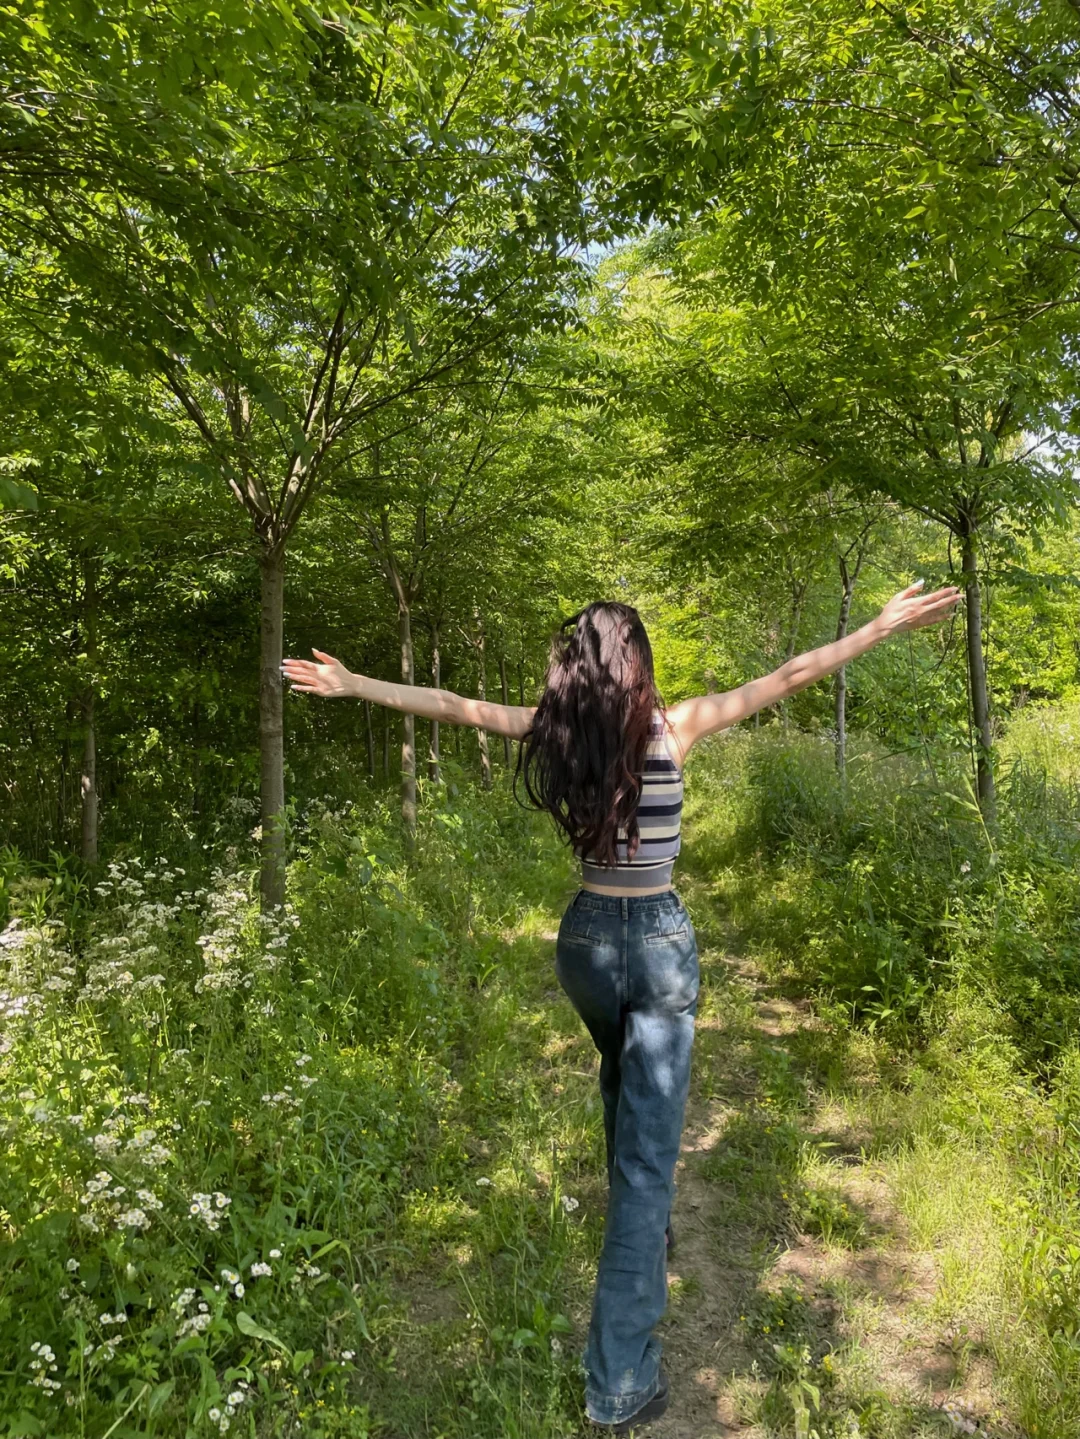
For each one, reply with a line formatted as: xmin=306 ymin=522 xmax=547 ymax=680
xmin=560 ymin=1195 xmax=580 ymax=1214
xmin=189 ymin=1192 xmax=230 ymax=1231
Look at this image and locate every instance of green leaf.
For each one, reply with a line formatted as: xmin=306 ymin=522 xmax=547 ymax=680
xmin=338 ymin=1282 xmax=373 ymax=1341
xmin=147 ymin=1381 xmax=175 ymax=1417
xmin=292 ymin=1347 xmax=315 ymax=1374
xmin=7 ymin=1414 xmax=44 ymax=1437
xmin=0 ymin=477 xmax=38 ymax=510
xmin=235 ymin=1311 xmax=289 ymax=1352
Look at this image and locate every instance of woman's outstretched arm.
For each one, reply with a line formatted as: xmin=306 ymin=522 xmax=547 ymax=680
xmin=282 ymin=650 xmax=536 ymax=739
xmin=666 ymin=581 xmax=961 ymax=759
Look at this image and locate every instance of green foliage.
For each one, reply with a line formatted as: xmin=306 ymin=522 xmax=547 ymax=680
xmin=686 ymin=716 xmax=1080 ymax=1059
xmin=0 ymin=782 xmax=589 ymax=1438
xmin=5 ymin=0 xmax=1080 ymax=1431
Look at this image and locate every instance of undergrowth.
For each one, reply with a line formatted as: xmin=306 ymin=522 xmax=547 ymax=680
xmin=7 ymin=707 xmax=1080 ymax=1435
xmin=0 ymin=779 xmax=591 ymax=1439
xmin=686 ymin=708 xmax=1080 ymax=1438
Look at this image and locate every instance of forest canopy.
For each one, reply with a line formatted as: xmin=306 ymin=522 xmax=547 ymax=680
xmin=3 ymin=2 xmax=1080 ymax=1436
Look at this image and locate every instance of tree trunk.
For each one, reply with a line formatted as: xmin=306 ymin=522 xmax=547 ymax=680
xmin=833 ymin=545 xmax=867 ymax=781
xmin=191 ymin=696 xmax=203 ymax=818
xmin=56 ymin=695 xmax=75 ymax=843
xmin=80 ymin=556 xmax=98 ymax=866
xmin=474 ymin=614 xmax=492 ymax=791
xmin=429 ymin=628 xmax=441 ymax=784
xmin=259 ymin=545 xmax=287 ymax=912
xmin=781 ymin=578 xmax=808 ymax=730
xmin=364 ymin=700 xmax=375 ymax=779
xmin=961 ymin=527 xmax=996 ymax=818
xmin=398 ymin=603 xmax=417 ymax=846
xmin=383 ymin=708 xmax=390 ymax=778
xmin=517 ymin=657 xmax=525 ymax=706
xmin=80 ymin=694 xmax=97 ymax=865
xmin=499 ymin=655 xmax=511 ymax=766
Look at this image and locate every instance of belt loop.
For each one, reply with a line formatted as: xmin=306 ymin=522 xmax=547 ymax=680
xmin=620 ymin=897 xmax=628 ymax=920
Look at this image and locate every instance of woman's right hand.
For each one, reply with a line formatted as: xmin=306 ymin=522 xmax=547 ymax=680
xmin=874 ymin=581 xmax=962 ymax=637
xmin=281 ymin=649 xmax=355 ymax=698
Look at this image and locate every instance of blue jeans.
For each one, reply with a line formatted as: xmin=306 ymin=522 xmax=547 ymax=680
xmin=555 ymin=888 xmax=699 ymax=1426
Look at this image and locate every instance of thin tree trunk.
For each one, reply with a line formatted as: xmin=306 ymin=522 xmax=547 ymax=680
xmin=399 ymin=603 xmax=417 ymax=846
xmin=834 ymin=617 xmax=852 ymax=782
xmin=474 ymin=613 xmax=492 ymax=791
xmin=833 ymin=538 xmax=868 ymax=781
xmin=80 ymin=556 xmax=98 ymax=866
xmin=192 ymin=696 xmax=202 ymax=818
xmin=781 ymin=578 xmax=808 ymax=730
xmin=499 ymin=655 xmax=511 ymax=766
xmin=364 ymin=700 xmax=375 ymax=779
xmin=80 ymin=697 xmax=97 ymax=864
xmin=429 ymin=628 xmax=441 ymax=783
xmin=517 ymin=657 xmax=525 ymax=706
xmin=56 ymin=695 xmax=75 ymax=843
xmin=961 ymin=526 xmax=996 ymax=818
xmin=259 ymin=545 xmax=287 ymax=912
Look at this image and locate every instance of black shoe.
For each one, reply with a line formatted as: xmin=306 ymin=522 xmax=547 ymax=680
xmin=665 ymin=1221 xmax=675 ymax=1259
xmin=593 ymin=1370 xmax=670 ymax=1433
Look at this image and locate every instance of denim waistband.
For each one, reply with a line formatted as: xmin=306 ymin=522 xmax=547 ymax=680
xmin=572 ymin=888 xmax=682 ymax=915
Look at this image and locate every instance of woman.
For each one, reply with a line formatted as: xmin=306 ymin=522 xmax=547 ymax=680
xmin=282 ymin=578 xmax=958 ymax=1433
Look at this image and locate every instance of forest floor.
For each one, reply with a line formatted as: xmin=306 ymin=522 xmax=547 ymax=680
xmin=385 ymin=856 xmax=1026 ymax=1439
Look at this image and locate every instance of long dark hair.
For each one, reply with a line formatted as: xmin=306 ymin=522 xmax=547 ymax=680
xmin=515 ymin=602 xmax=661 ymax=865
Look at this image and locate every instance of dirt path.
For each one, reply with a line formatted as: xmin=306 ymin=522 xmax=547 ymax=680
xmin=642 ymin=927 xmax=1022 ymax=1439
xmin=385 ymin=900 xmax=1024 ymax=1437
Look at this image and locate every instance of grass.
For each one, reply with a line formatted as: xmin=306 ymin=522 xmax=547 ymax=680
xmin=0 ymin=781 xmax=605 ymax=1439
xmin=6 ymin=707 xmax=1080 ymax=1435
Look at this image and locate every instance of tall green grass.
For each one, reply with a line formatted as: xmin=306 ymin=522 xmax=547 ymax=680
xmin=9 ymin=709 xmax=1080 ymax=1436
xmin=0 ymin=779 xmax=597 ymax=1439
xmin=684 ymin=708 xmax=1080 ymax=1438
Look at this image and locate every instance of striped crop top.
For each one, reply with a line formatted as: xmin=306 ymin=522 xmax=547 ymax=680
xmin=579 ymin=712 xmax=684 ymax=895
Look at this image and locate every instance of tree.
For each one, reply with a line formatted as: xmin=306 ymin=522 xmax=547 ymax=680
xmin=643 ymin=166 xmax=1076 ymax=811
xmin=4 ymin=1 xmax=632 ymax=904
